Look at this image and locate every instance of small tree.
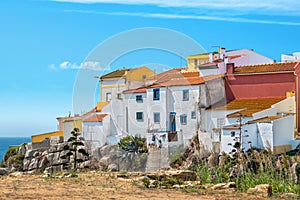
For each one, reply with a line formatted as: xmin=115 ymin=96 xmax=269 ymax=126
xmin=61 ymin=128 xmax=89 ymax=170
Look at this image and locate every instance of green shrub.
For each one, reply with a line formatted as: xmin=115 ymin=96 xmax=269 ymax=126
xmin=190 ymin=149 xmax=300 ymax=194
xmin=118 ymin=135 xmax=148 ymax=153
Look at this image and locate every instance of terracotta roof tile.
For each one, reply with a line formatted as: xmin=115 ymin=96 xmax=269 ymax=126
xmin=100 ymin=69 xmax=129 ymax=80
xmin=215 ymin=98 xmax=285 ymax=118
xmin=149 ymin=74 xmax=222 ymax=88
xmin=234 ymin=62 xmax=297 ymax=74
xmin=83 ymin=114 xmax=108 ymax=123
xmin=123 ymin=87 xmax=147 ymax=94
xmin=146 ymin=68 xmax=183 ymax=82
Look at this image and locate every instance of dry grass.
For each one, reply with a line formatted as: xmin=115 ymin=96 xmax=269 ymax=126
xmin=0 ymin=172 xmax=270 ymax=200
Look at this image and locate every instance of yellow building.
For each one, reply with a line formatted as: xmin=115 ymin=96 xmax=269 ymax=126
xmin=186 ymin=48 xmax=226 ymax=72
xmin=99 ymin=66 xmax=156 ymax=102
xmin=31 ymin=131 xmax=63 ymax=143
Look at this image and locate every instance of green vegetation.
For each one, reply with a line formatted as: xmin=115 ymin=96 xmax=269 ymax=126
xmin=118 ymin=135 xmax=148 ymax=153
xmin=61 ymin=128 xmax=89 ymax=171
xmin=188 ymin=148 xmax=300 ymax=194
xmin=1 ymin=144 xmax=26 ymax=170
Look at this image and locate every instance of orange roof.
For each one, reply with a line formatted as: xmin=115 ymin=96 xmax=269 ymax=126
xmin=147 ymin=68 xmax=183 ymax=81
xmin=226 ymin=54 xmax=245 ymax=60
xmin=234 ymin=62 xmax=297 ymax=74
xmin=248 ymin=116 xmax=285 ymax=124
xmin=82 ymin=107 xmax=97 ymax=118
xmin=123 ymin=87 xmax=147 ymax=94
xmin=215 ymin=98 xmax=285 ymax=118
xmin=149 ymin=74 xmax=222 ymax=88
xmin=199 ymin=61 xmax=220 ymax=67
xmin=83 ymin=114 xmax=108 ymax=123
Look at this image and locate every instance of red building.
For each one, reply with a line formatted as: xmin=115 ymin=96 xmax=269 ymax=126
xmin=225 ymin=61 xmax=300 ymax=132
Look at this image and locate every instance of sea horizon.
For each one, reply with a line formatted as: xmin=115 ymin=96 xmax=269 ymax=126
xmin=0 ymin=137 xmax=31 ymax=162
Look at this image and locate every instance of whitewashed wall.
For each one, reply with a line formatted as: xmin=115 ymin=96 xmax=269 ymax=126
xmin=82 ymin=121 xmax=106 ymax=148
xmin=273 ymin=116 xmax=294 ymax=147
xmin=146 ymin=87 xmax=167 ymax=131
xmin=170 ymin=85 xmax=199 ymax=146
xmin=257 ymin=122 xmax=273 ymax=149
xmin=63 ymin=122 xmax=75 ymax=141
xmin=123 ymin=92 xmax=148 ymax=138
xmin=221 ymin=123 xmax=256 ymax=153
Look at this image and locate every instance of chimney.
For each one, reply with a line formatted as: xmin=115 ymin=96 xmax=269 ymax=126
xmin=226 ymin=63 xmax=235 ymax=74
xmin=219 ymin=47 xmax=226 ymax=60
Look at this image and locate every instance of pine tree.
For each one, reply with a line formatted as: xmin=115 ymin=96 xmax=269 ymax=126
xmin=61 ymin=128 xmax=89 ymax=170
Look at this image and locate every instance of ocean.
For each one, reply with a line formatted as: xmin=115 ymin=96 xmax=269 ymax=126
xmin=0 ymin=137 xmax=31 ymax=162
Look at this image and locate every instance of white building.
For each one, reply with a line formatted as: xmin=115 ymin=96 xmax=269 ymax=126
xmin=201 ymin=96 xmax=299 ymax=154
xmin=281 ymin=52 xmax=300 ymax=62
xmin=186 ymin=48 xmax=275 ymax=76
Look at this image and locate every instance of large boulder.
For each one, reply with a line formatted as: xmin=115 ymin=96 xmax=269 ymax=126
xmin=25 ymin=149 xmax=38 ymax=159
xmin=108 ymin=163 xmax=118 ymax=172
xmin=0 ymin=168 xmax=9 ymax=176
xmin=99 ymin=145 xmax=118 ymax=157
xmin=247 ymin=184 xmax=272 ymax=197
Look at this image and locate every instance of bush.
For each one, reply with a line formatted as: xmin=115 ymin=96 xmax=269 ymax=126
xmin=190 ymin=149 xmax=300 ymax=194
xmin=118 ymin=135 xmax=148 ymax=153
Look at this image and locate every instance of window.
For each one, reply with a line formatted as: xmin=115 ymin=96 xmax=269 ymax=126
xmin=182 ymin=89 xmax=189 ymax=101
xmin=136 ymin=95 xmax=143 ymax=103
xmin=136 ymin=112 xmax=143 ymax=121
xmin=180 ymin=114 xmax=187 ymax=125
xmin=191 ymin=111 xmax=196 ymax=119
xmin=117 ymin=93 xmax=122 ymax=100
xmin=106 ymin=93 xmax=111 ymax=101
xmin=142 ymin=75 xmax=147 ymax=80
xmin=153 ymin=88 xmax=160 ymax=100
xmin=231 ymin=131 xmax=235 ymax=137
xmin=154 ymin=112 xmax=160 ymax=123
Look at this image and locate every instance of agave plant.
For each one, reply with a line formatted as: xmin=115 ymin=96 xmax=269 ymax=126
xmin=118 ymin=135 xmax=148 ymax=153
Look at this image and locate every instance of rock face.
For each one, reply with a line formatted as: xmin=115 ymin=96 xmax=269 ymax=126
xmin=247 ymin=184 xmax=272 ymax=197
xmin=0 ymin=168 xmax=9 ymax=176
xmin=22 ymin=139 xmax=90 ymax=174
xmin=22 ymin=139 xmax=148 ymax=174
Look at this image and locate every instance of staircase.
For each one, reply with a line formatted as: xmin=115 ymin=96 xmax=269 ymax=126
xmin=146 ymin=147 xmax=169 ymax=172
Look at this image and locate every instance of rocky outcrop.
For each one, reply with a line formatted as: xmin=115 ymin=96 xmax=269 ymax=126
xmin=23 ymin=137 xmax=90 ymax=174
xmin=0 ymin=168 xmax=9 ymax=176
xmin=21 ymin=137 xmax=148 ymax=174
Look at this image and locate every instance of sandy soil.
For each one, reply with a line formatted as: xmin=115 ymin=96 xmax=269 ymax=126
xmin=0 ymin=172 xmax=269 ymax=200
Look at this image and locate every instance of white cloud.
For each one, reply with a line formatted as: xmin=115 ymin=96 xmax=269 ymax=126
xmin=49 ymin=61 xmax=108 ymax=71
xmin=54 ymin=0 xmax=300 ymax=15
xmin=63 ymin=10 xmax=300 ymax=26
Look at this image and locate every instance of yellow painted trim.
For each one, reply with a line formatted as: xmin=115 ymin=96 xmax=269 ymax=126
xmin=97 ymin=101 xmax=110 ymax=112
xmin=31 ymin=131 xmax=63 ymax=143
xmin=101 ymin=84 xmax=126 ymax=89
xmin=187 ymin=54 xmax=210 ymax=59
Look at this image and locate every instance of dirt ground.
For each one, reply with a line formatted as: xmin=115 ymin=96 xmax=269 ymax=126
xmin=0 ymin=172 xmax=271 ymax=200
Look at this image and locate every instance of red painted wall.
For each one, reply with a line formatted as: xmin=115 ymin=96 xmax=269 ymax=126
xmin=225 ymin=73 xmax=296 ymax=101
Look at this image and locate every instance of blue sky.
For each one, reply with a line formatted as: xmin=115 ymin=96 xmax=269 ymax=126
xmin=1 ymin=0 xmax=300 ymax=137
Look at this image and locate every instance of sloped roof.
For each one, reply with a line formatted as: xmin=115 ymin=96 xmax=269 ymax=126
xmin=100 ymin=69 xmax=129 ymax=80
xmin=222 ymin=115 xmax=288 ymax=130
xmin=147 ymin=68 xmax=183 ymax=82
xmin=248 ymin=116 xmax=285 ymax=124
xmin=215 ymin=98 xmax=285 ymax=118
xmin=234 ymin=62 xmax=297 ymax=74
xmin=83 ymin=114 xmax=108 ymax=123
xmin=123 ymin=87 xmax=147 ymax=94
xmin=149 ymin=74 xmax=222 ymax=88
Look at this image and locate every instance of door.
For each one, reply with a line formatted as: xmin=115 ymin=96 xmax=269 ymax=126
xmin=169 ymin=112 xmax=176 ymax=132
